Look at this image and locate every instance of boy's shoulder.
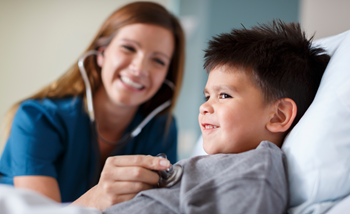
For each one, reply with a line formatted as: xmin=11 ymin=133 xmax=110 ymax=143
xmin=180 ymin=141 xmax=284 ymax=170
xmin=176 ymin=141 xmax=287 ymax=187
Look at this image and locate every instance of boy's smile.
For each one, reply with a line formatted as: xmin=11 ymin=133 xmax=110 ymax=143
xmin=199 ymin=65 xmax=273 ymax=154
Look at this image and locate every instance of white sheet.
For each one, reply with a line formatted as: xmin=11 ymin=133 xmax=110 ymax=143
xmin=0 ymin=184 xmax=100 ymax=214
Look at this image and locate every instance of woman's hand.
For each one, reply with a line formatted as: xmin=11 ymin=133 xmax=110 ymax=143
xmin=72 ymin=155 xmax=170 ymax=210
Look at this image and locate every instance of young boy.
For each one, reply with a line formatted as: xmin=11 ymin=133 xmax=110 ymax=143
xmin=103 ymin=20 xmax=330 ymax=214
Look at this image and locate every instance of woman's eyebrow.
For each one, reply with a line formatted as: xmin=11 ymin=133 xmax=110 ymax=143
xmin=121 ymin=38 xmax=140 ymax=47
xmin=121 ymin=39 xmax=171 ymax=59
xmin=154 ymin=51 xmax=171 ymax=60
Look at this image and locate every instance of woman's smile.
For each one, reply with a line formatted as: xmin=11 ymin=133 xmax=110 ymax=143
xmin=119 ymin=75 xmax=145 ymax=91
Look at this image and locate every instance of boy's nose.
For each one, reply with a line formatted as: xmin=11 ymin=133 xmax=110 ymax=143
xmin=199 ymin=102 xmax=214 ymax=115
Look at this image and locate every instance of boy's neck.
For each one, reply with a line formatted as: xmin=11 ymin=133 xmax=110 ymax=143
xmin=264 ymin=133 xmax=284 ymax=148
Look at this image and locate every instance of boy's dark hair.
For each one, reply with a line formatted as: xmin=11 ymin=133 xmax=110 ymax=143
xmin=204 ymin=19 xmax=330 ymax=130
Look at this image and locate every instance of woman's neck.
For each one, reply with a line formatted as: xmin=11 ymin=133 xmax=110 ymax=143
xmin=93 ymin=86 xmax=138 ymax=142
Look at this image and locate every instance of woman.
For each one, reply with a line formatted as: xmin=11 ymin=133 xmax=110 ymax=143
xmin=0 ymin=2 xmax=184 ymax=210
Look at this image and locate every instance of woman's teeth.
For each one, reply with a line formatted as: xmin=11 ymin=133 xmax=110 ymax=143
xmin=120 ymin=76 xmax=143 ymax=89
xmin=205 ymin=125 xmax=218 ymax=129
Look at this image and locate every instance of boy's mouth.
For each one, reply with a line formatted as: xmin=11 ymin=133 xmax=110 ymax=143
xmin=202 ymin=123 xmax=219 ymax=129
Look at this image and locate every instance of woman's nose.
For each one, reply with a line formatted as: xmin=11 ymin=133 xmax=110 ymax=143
xmin=199 ymin=101 xmax=214 ymax=115
xmin=130 ymin=55 xmax=148 ymax=77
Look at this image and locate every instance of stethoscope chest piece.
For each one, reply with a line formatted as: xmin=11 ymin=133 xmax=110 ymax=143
xmin=156 ymin=153 xmax=183 ymax=188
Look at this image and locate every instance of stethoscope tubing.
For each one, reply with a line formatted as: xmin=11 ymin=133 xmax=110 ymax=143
xmin=78 ymin=50 xmax=174 ymax=145
xmin=78 ymin=50 xmax=100 ymax=122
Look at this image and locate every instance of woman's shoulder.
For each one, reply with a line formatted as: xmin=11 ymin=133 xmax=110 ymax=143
xmin=19 ymin=96 xmax=84 ymax=113
xmin=15 ymin=96 xmax=88 ymax=134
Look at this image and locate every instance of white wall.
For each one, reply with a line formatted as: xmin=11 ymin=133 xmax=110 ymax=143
xmin=300 ymin=0 xmax=350 ymax=39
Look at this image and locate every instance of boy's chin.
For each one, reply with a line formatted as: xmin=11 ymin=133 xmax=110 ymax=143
xmin=203 ymin=142 xmax=219 ymax=155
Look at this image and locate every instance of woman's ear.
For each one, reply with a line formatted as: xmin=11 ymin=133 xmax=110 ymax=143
xmin=266 ymin=98 xmax=297 ymax=133
xmin=96 ymin=47 xmax=106 ymax=67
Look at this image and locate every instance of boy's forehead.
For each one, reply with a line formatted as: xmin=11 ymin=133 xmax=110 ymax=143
xmin=205 ymin=65 xmax=265 ymax=98
xmin=205 ymin=66 xmax=244 ymax=91
xmin=207 ymin=65 xmax=252 ymax=84
xmin=209 ymin=64 xmax=253 ymax=77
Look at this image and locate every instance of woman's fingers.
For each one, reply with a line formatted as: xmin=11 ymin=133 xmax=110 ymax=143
xmin=106 ymin=155 xmax=171 ymax=170
xmin=101 ymin=166 xmax=160 ymax=185
xmin=100 ymin=155 xmax=170 ymax=185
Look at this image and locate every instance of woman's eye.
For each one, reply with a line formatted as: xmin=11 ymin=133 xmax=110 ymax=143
xmin=218 ymin=93 xmax=232 ymax=99
xmin=154 ymin=58 xmax=165 ymax=66
xmin=122 ymin=45 xmax=135 ymax=52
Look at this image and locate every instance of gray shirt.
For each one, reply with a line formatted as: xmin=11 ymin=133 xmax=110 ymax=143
xmin=104 ymin=141 xmax=288 ymax=214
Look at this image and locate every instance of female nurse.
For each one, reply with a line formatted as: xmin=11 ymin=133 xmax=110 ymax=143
xmin=0 ymin=2 xmax=184 ymax=210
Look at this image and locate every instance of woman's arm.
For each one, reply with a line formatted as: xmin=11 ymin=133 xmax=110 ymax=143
xmin=71 ymin=155 xmax=170 ymax=210
xmin=1 ymin=101 xmax=65 ymax=202
xmin=14 ymin=176 xmax=61 ymax=202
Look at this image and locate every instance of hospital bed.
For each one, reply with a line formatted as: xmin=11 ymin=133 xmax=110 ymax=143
xmin=191 ymin=29 xmax=350 ymax=214
xmin=0 ymin=29 xmax=349 ymax=214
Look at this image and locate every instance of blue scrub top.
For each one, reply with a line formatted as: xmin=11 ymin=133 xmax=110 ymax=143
xmin=0 ymin=97 xmax=177 ymax=202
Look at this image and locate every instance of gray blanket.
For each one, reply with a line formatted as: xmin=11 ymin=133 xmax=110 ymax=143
xmin=104 ymin=141 xmax=288 ymax=214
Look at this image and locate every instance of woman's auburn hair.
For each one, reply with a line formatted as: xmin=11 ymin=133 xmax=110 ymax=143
xmin=3 ymin=2 xmax=185 ymax=139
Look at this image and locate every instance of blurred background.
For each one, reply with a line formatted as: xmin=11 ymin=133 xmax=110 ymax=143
xmin=1 ymin=0 xmax=349 ymax=160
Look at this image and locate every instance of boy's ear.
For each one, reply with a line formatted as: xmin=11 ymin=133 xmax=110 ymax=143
xmin=96 ymin=47 xmax=106 ymax=67
xmin=266 ymin=98 xmax=297 ymax=133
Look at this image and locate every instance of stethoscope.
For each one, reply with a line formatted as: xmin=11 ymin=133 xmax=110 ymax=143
xmin=78 ymin=50 xmax=183 ymax=188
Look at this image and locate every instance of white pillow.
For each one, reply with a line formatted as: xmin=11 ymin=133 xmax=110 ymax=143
xmin=282 ymin=29 xmax=350 ymax=214
xmin=327 ymin=193 xmax=350 ymax=214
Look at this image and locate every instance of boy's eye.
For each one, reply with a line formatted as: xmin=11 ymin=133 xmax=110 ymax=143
xmin=122 ymin=45 xmax=135 ymax=52
xmin=154 ymin=58 xmax=165 ymax=66
xmin=218 ymin=93 xmax=232 ymax=99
